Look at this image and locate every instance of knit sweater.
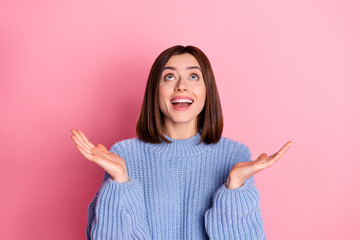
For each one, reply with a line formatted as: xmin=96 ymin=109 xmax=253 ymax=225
xmin=86 ymin=132 xmax=266 ymax=239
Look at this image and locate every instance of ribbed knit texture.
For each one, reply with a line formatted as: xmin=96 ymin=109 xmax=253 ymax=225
xmin=86 ymin=132 xmax=266 ymax=239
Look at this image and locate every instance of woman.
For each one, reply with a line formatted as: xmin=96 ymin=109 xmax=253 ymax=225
xmin=71 ymin=45 xmax=292 ymax=239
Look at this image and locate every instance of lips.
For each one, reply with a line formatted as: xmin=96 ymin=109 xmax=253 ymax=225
xmin=170 ymin=96 xmax=194 ymax=110
xmin=170 ymin=96 xmax=194 ymax=104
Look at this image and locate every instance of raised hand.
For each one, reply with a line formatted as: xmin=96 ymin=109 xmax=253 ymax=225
xmin=70 ymin=129 xmax=130 ymax=183
xmin=226 ymin=141 xmax=293 ymax=189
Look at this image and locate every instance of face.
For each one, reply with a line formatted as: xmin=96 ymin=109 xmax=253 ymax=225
xmin=159 ymin=53 xmax=206 ymax=130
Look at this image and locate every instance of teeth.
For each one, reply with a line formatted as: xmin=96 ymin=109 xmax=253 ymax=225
xmin=171 ymin=99 xmax=194 ymax=103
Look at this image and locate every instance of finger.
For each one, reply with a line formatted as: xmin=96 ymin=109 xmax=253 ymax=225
xmin=270 ymin=141 xmax=293 ymax=158
xmin=269 ymin=150 xmax=287 ymax=163
xmin=71 ymin=134 xmax=90 ymax=152
xmin=71 ymin=135 xmax=85 ymax=147
xmin=71 ymin=129 xmax=91 ymax=150
xmin=76 ymin=144 xmax=94 ymax=159
xmin=275 ymin=141 xmax=293 ymax=157
xmin=259 ymin=153 xmax=267 ymax=159
xmin=77 ymin=129 xmax=96 ymax=149
xmin=255 ymin=153 xmax=267 ymax=162
xmin=79 ymin=143 xmax=92 ymax=155
xmin=97 ymin=144 xmax=110 ymax=153
xmin=267 ymin=141 xmax=293 ymax=164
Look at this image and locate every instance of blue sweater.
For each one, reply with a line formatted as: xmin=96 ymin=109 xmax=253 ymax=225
xmin=86 ymin=132 xmax=266 ymax=239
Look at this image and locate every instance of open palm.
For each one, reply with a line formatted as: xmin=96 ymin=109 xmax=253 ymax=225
xmin=70 ymin=129 xmax=129 ymax=183
xmin=226 ymin=141 xmax=293 ymax=189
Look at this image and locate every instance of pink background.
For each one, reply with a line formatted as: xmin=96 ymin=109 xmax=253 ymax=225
xmin=1 ymin=0 xmax=359 ymax=239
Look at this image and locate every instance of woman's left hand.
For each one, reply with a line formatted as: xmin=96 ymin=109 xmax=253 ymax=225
xmin=226 ymin=141 xmax=293 ymax=189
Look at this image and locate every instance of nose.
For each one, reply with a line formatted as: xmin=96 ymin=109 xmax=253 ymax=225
xmin=175 ymin=77 xmax=188 ymax=92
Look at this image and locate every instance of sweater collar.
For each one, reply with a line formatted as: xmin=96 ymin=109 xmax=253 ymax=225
xmin=152 ymin=132 xmax=209 ymax=156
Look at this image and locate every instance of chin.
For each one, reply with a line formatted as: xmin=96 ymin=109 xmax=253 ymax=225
xmin=171 ymin=118 xmax=195 ymax=124
xmin=168 ymin=115 xmax=197 ymax=124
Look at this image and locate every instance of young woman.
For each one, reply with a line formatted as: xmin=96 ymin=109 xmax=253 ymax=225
xmin=71 ymin=45 xmax=292 ymax=239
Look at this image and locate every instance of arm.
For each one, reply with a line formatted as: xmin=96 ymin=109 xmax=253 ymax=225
xmin=204 ymin=145 xmax=266 ymax=240
xmin=86 ymin=146 xmax=151 ymax=240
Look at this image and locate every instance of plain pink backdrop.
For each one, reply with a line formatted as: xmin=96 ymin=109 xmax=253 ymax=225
xmin=1 ymin=0 xmax=359 ymax=239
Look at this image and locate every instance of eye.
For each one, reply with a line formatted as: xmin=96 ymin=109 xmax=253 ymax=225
xmin=189 ymin=73 xmax=199 ymax=80
xmin=164 ymin=74 xmax=175 ymax=80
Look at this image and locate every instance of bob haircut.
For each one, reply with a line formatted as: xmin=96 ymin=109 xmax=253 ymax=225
xmin=136 ymin=45 xmax=223 ymax=144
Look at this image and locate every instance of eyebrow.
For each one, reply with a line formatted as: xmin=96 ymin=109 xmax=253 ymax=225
xmin=163 ymin=66 xmax=201 ymax=71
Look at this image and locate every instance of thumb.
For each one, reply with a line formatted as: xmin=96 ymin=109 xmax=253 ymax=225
xmin=258 ymin=153 xmax=267 ymax=160
xmin=97 ymin=144 xmax=110 ymax=153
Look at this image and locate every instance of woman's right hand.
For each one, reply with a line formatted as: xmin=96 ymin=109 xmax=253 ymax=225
xmin=70 ymin=129 xmax=130 ymax=183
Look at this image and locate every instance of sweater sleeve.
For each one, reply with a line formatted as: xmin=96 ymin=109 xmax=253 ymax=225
xmin=204 ymin=144 xmax=266 ymax=240
xmin=86 ymin=144 xmax=151 ymax=240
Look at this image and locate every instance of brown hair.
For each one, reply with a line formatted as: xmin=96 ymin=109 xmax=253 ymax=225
xmin=136 ymin=45 xmax=223 ymax=144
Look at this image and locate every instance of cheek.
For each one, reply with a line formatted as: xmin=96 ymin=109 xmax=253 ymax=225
xmin=195 ymin=85 xmax=206 ymax=104
xmin=158 ymin=86 xmax=170 ymax=110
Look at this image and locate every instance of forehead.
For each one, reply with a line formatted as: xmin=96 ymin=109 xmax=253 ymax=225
xmin=164 ymin=53 xmax=200 ymax=68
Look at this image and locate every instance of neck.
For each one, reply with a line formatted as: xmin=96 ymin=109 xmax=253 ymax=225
xmin=162 ymin=119 xmax=197 ymax=140
xmin=153 ymin=131 xmax=207 ymax=156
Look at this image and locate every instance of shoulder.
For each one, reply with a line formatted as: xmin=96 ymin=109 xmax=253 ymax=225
xmin=218 ymin=136 xmax=250 ymax=151
xmin=216 ymin=136 xmax=251 ymax=160
xmin=109 ymin=136 xmax=145 ymax=157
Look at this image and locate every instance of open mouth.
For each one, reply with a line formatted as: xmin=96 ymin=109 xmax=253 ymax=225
xmin=170 ymin=99 xmax=194 ymax=107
